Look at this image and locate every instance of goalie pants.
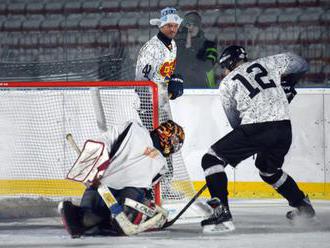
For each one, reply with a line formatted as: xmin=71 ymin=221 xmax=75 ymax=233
xmin=79 ymin=186 xmax=148 ymax=233
xmin=204 ymin=120 xmax=305 ymax=208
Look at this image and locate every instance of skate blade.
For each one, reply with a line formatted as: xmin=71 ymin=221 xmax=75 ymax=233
xmin=202 ymin=221 xmax=235 ymax=234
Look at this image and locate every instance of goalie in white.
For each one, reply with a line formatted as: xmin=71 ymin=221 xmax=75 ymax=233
xmin=58 ymin=120 xmax=185 ymax=238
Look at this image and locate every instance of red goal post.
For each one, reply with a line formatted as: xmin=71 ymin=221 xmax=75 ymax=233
xmin=0 ymin=81 xmax=165 ymax=204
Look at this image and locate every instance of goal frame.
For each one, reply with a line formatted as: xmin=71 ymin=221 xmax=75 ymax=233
xmin=0 ymin=80 xmax=163 ymax=204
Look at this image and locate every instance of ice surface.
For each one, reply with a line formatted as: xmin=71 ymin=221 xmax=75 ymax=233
xmin=0 ymin=199 xmax=329 ymax=248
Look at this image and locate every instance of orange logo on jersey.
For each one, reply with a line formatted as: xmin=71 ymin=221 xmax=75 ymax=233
xmin=159 ymin=60 xmax=176 ymax=79
xmin=144 ymin=147 xmax=160 ymax=158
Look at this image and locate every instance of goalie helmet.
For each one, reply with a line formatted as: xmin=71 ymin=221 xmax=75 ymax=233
xmin=155 ymin=120 xmax=185 ymax=157
xmin=219 ymin=45 xmax=248 ymax=71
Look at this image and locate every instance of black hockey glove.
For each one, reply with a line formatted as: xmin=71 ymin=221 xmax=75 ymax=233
xmin=281 ymin=73 xmax=303 ymax=103
xmin=281 ymin=82 xmax=297 ymax=104
xmin=168 ymin=74 xmax=184 ymax=100
xmin=197 ymin=40 xmax=218 ymax=65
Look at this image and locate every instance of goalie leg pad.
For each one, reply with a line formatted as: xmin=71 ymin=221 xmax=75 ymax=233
xmin=124 ymin=197 xmax=168 ymax=226
xmin=124 ymin=198 xmax=157 ymax=218
xmin=97 ymin=184 xmax=168 ymax=236
xmin=114 ymin=210 xmax=167 ymax=235
xmin=124 ymin=198 xmax=162 ymax=218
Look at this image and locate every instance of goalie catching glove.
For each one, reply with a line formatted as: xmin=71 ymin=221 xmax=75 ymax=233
xmin=168 ymin=74 xmax=184 ymax=100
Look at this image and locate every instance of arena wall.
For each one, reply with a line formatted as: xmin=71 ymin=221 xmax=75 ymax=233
xmin=171 ymin=88 xmax=330 ymax=200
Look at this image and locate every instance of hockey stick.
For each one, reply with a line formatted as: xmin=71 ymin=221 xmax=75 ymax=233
xmin=162 ymin=183 xmax=208 ymax=229
xmin=66 ymin=133 xmax=81 ymax=154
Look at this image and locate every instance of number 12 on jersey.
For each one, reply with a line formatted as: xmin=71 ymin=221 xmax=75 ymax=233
xmin=232 ymin=63 xmax=276 ymax=99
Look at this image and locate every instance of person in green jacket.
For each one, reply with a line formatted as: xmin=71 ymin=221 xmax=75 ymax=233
xmin=175 ymin=11 xmax=218 ymax=88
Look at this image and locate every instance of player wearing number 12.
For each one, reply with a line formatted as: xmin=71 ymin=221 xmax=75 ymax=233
xmin=200 ymin=45 xmax=316 ymax=233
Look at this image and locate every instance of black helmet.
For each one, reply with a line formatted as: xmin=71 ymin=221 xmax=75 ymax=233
xmin=219 ymin=45 xmax=248 ymax=71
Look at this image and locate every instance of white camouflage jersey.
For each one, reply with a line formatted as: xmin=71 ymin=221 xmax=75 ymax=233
xmin=219 ymin=53 xmax=308 ymax=128
xmin=97 ymin=121 xmax=168 ymax=190
xmin=135 ymin=34 xmax=177 ymax=108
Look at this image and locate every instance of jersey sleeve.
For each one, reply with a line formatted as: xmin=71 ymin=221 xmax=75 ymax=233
xmin=219 ymin=81 xmax=241 ymax=129
xmin=266 ymin=53 xmax=309 ymax=77
xmin=135 ymin=43 xmax=158 ymax=81
xmin=96 ymin=121 xmax=131 ymax=153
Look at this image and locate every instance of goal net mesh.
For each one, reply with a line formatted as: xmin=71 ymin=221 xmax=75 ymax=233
xmin=0 ymin=81 xmax=196 ymax=213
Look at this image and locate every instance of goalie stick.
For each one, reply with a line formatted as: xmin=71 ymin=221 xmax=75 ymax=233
xmin=162 ymin=183 xmax=208 ymax=229
xmin=66 ymin=133 xmax=81 ymax=154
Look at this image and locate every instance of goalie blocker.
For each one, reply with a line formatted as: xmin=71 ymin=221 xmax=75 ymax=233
xmin=60 ymin=120 xmax=185 ymax=237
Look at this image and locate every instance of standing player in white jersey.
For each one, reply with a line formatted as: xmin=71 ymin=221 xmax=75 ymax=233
xmin=135 ymin=7 xmax=184 ymax=189
xmin=59 ymin=120 xmax=184 ymax=237
xmin=135 ymin=7 xmax=184 ymax=125
xmin=200 ymin=45 xmax=315 ymax=233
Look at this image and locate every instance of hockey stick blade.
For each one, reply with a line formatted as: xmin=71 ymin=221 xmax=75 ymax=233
xmin=162 ymin=183 xmax=208 ymax=229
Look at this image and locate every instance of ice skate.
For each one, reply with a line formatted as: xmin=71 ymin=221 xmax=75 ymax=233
xmin=201 ymin=198 xmax=235 ymax=233
xmin=286 ymin=196 xmax=316 ymax=225
xmin=58 ymin=201 xmax=84 ymax=238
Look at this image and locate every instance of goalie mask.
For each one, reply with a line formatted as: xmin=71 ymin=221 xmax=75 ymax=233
xmin=219 ymin=45 xmax=248 ymax=71
xmin=155 ymin=120 xmax=185 ymax=157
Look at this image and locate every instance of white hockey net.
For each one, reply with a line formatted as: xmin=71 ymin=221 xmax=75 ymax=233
xmin=0 ymin=81 xmax=196 ymax=210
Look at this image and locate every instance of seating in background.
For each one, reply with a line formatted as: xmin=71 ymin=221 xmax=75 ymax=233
xmin=0 ymin=0 xmax=328 ymax=84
